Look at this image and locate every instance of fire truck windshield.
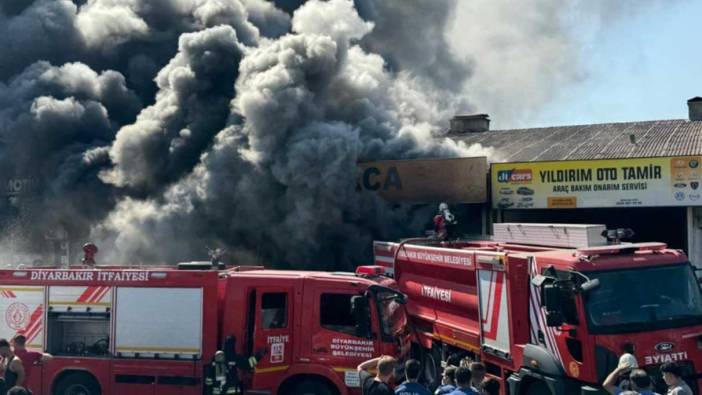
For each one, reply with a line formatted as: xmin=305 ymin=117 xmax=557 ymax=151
xmin=375 ymin=291 xmax=407 ymax=339
xmin=584 ymin=263 xmax=702 ymax=334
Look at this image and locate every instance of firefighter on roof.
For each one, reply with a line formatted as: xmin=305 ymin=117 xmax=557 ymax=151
xmin=433 ymin=202 xmax=457 ymax=240
xmin=81 ymin=243 xmax=98 ymax=266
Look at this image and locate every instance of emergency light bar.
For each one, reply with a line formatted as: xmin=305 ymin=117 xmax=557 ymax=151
xmin=576 ymin=242 xmax=667 ymax=257
xmin=355 ymin=265 xmax=384 ymax=276
xmin=493 ymin=223 xmax=607 ymax=249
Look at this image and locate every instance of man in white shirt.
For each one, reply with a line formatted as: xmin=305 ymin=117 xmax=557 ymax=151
xmin=660 ymin=362 xmax=693 ymax=395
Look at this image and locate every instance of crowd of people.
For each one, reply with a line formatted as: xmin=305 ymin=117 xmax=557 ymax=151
xmin=602 ymin=346 xmax=693 ymax=395
xmin=0 ymin=335 xmax=52 ymax=395
xmin=0 ymin=332 xmax=694 ymax=395
xmin=357 ymin=355 xmax=499 ymax=395
xmin=357 ymin=351 xmax=695 ymax=395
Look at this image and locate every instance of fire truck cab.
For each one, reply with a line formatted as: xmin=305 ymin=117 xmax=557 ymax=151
xmin=373 ymin=223 xmax=702 ymax=395
xmin=0 ymin=262 xmax=410 ymax=395
xmin=219 ymin=268 xmax=409 ymax=395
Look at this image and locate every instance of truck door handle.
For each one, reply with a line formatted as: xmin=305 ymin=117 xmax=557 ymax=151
xmin=313 ymin=346 xmax=328 ymax=353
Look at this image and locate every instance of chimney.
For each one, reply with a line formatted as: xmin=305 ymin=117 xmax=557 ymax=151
xmin=449 ymin=114 xmax=490 ymax=133
xmin=689 ymin=97 xmax=702 ymax=121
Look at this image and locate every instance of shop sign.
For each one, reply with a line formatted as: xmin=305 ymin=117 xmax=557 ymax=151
xmin=358 ymin=157 xmax=487 ymax=203
xmin=491 ymin=156 xmax=702 ymax=209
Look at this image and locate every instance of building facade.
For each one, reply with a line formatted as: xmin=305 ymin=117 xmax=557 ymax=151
xmin=446 ymin=97 xmax=702 ymax=265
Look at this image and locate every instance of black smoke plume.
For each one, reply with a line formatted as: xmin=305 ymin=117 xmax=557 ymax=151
xmin=9 ymin=0 xmax=651 ymax=268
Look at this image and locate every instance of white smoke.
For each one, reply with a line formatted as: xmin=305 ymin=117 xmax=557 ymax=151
xmin=449 ymin=0 xmax=670 ymax=128
xmin=76 ymin=0 xmax=149 ymax=50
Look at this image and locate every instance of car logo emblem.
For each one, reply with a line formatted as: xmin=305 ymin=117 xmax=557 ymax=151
xmin=655 ymin=342 xmax=674 ymax=352
xmin=675 ymin=191 xmax=686 ymax=201
xmin=692 ymin=182 xmax=699 ymax=190
xmin=690 ymin=160 xmax=699 ymax=168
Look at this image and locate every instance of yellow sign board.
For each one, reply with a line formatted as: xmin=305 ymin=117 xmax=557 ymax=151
xmin=358 ymin=157 xmax=487 ymax=203
xmin=491 ymin=156 xmax=702 ymax=209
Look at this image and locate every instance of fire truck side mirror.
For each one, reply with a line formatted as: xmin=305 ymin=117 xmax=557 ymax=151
xmin=532 ymin=275 xmax=567 ymax=327
xmin=542 ymin=283 xmax=562 ymax=312
xmin=351 ymin=295 xmax=372 ymax=339
xmin=542 ymin=283 xmax=566 ymax=327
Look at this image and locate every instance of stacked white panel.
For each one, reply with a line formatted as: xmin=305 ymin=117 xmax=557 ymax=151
xmin=115 ymin=287 xmax=203 ymax=359
xmin=493 ymin=223 xmax=607 ymax=248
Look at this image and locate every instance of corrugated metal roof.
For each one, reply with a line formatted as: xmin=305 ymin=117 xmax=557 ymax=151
xmin=447 ymin=119 xmax=702 ymax=162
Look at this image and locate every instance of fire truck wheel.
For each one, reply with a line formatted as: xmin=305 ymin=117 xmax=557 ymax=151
xmin=53 ymin=372 xmax=101 ymax=395
xmin=524 ymin=380 xmax=552 ymax=395
xmin=289 ymin=379 xmax=336 ymax=395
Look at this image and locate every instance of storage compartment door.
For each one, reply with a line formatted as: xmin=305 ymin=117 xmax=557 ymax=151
xmin=477 ymin=266 xmax=512 ymax=359
xmin=115 ymin=287 xmax=203 ymax=359
xmin=46 ymin=287 xmax=111 ymax=357
xmin=0 ymin=286 xmax=45 ymax=349
xmin=49 ymin=286 xmax=112 ymax=313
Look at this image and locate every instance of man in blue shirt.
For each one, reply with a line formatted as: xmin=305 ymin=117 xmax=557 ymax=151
xmin=448 ymin=367 xmax=480 ymax=395
xmin=435 ymin=366 xmax=457 ymax=395
xmin=395 ymin=359 xmax=431 ymax=395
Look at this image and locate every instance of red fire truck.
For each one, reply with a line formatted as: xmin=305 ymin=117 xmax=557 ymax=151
xmin=0 ymin=260 xmax=410 ymax=395
xmin=372 ymin=223 xmax=702 ymax=394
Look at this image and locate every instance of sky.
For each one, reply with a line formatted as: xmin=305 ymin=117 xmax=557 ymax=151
xmin=450 ymin=0 xmax=702 ymax=130
xmin=534 ymin=1 xmax=702 ymax=128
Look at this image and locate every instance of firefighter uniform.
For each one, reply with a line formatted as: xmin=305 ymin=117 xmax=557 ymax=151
xmin=205 ymin=351 xmax=259 ymax=395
